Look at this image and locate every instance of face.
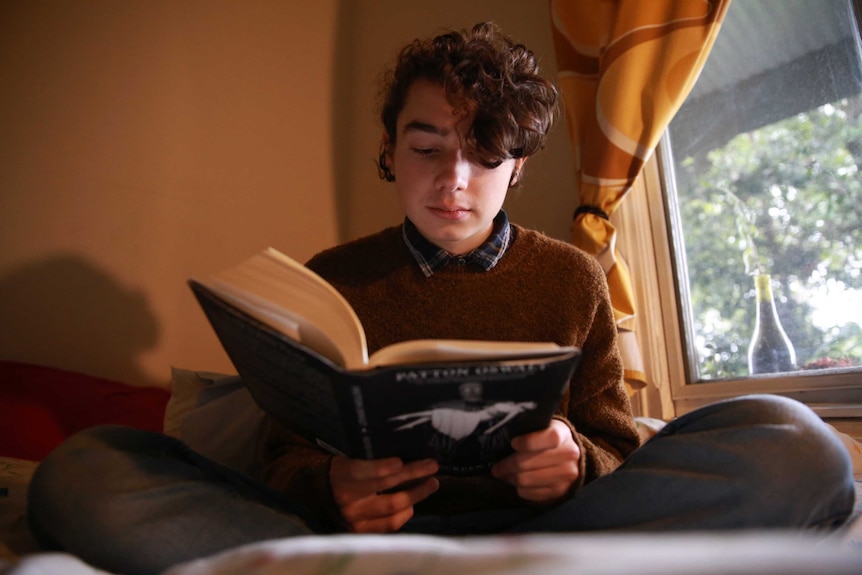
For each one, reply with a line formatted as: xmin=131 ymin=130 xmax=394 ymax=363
xmin=386 ymin=79 xmax=525 ymax=255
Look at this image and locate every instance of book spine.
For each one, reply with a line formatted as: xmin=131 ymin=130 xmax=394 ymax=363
xmin=350 ymin=384 xmax=375 ymax=459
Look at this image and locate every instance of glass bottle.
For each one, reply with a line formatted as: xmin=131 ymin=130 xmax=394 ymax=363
xmin=748 ymin=273 xmax=797 ymax=374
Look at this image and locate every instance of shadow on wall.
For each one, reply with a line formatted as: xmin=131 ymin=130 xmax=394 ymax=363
xmin=0 ymin=254 xmax=161 ymax=387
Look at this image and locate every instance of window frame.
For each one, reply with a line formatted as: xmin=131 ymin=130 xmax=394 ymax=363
xmin=621 ymin=146 xmax=862 ymax=420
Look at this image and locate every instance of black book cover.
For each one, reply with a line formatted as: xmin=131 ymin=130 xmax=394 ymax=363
xmin=190 ymin=280 xmax=580 ymax=475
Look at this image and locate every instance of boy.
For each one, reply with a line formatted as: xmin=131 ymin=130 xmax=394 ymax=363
xmin=262 ymin=22 xmax=639 ymax=534
xmin=29 ymin=22 xmax=854 ymax=575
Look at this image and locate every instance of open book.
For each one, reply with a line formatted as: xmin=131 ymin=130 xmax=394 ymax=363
xmin=190 ymin=248 xmax=581 ymax=474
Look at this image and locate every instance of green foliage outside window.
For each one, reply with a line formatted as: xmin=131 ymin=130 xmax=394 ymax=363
xmin=675 ymin=96 xmax=862 ymax=380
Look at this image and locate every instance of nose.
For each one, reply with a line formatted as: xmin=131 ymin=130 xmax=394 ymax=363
xmin=435 ymin=150 xmax=470 ymax=192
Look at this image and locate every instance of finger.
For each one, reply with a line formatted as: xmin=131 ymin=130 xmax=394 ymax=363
xmin=335 ymin=457 xmax=438 ymax=510
xmin=510 ymin=430 xmax=554 ymax=453
xmin=496 ymin=464 xmax=577 ymax=504
xmin=511 ymin=422 xmax=569 ymax=452
xmin=343 ymin=477 xmax=439 ymax=531
xmin=492 ymin=449 xmax=555 ymax=477
xmin=351 ymin=477 xmax=439 ymax=520
xmin=332 ymin=456 xmax=405 ymax=482
xmin=515 ymin=459 xmax=579 ymax=485
xmin=374 ymin=458 xmax=439 ymax=494
xmin=405 ymin=475 xmax=440 ymax=503
xmin=331 ymin=458 xmax=401 ymax=510
xmin=492 ymin=446 xmax=579 ymax=481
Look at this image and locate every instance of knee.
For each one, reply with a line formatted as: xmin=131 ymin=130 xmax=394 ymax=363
xmin=31 ymin=426 xmax=124 ymax=495
xmin=28 ymin=425 xmax=163 ymax=541
xmin=719 ymin=395 xmax=853 ymax=513
xmin=755 ymin=395 xmax=855 ymax=523
xmin=719 ymin=395 xmax=849 ymax=465
xmin=670 ymin=394 xmax=853 ymax=493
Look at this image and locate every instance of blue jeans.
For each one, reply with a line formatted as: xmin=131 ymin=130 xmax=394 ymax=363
xmin=28 ymin=395 xmax=855 ymax=575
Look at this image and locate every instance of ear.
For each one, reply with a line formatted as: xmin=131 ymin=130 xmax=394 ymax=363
xmin=377 ymin=132 xmax=396 ymax=182
xmin=509 ymin=157 xmax=528 ymax=187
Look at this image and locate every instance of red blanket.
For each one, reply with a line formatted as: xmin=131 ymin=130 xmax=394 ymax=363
xmin=0 ymin=361 xmax=169 ymax=460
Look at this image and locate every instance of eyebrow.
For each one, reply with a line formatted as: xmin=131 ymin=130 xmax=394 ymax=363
xmin=402 ymin=121 xmax=449 ymax=136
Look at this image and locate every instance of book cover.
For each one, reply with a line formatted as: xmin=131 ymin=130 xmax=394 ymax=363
xmin=190 ymin=280 xmax=580 ymax=475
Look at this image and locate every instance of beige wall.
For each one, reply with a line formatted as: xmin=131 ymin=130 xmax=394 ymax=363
xmin=0 ymin=1 xmax=576 ymax=388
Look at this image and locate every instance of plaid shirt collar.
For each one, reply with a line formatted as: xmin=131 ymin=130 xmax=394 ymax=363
xmin=402 ymin=210 xmax=511 ymax=277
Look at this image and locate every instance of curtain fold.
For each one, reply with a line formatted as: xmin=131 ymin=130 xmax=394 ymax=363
xmin=550 ymin=0 xmax=730 ymax=393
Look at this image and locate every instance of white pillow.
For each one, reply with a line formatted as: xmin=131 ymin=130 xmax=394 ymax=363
xmin=164 ymin=368 xmax=267 ymax=480
xmin=634 ymin=416 xmax=666 ymax=444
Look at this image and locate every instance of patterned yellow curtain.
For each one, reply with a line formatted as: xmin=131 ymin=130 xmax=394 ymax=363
xmin=550 ymin=0 xmax=730 ymax=393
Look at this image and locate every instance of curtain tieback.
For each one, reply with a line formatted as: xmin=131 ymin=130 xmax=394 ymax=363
xmin=573 ymin=205 xmax=610 ymax=221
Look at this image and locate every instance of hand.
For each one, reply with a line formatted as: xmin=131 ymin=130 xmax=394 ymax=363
xmin=490 ymin=419 xmax=580 ymax=503
xmin=330 ymin=456 xmax=439 ymax=533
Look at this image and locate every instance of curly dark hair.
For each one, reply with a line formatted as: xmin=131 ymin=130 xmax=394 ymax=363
xmin=377 ymin=22 xmax=558 ymax=183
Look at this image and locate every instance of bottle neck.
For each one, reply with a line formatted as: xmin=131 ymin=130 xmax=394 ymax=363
xmin=754 ymin=273 xmax=774 ymax=301
xmin=754 ymin=274 xmax=778 ymax=322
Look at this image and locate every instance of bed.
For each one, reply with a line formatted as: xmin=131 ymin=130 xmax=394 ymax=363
xmin=3 ymin=360 xmax=862 ymax=575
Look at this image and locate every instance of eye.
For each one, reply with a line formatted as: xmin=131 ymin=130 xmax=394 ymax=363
xmin=480 ymin=159 xmax=505 ymax=170
xmin=412 ymin=147 xmax=437 ymax=157
xmin=470 ymin=153 xmax=504 ymax=170
xmin=464 ymin=147 xmax=506 ymax=170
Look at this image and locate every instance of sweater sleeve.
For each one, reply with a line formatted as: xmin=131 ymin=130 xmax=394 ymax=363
xmin=559 ymin=272 xmax=641 ymax=487
xmin=260 ymin=417 xmax=343 ymax=531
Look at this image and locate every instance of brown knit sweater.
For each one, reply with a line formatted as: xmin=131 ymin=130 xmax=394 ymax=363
xmin=262 ymin=223 xmax=640 ymax=529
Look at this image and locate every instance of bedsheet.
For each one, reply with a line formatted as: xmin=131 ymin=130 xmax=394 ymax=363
xmin=5 ymin=531 xmax=862 ymax=575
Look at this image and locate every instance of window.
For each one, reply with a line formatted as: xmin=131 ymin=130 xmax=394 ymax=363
xmin=648 ymin=0 xmax=862 ymax=416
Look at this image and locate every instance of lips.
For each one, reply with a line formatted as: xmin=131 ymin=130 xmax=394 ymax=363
xmin=428 ymin=206 xmax=470 ymax=220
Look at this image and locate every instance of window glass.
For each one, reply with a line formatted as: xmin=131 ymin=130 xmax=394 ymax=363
xmin=665 ymin=0 xmax=862 ymax=381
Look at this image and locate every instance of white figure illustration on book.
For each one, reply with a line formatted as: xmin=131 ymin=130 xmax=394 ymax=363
xmin=388 ymin=382 xmax=537 ymax=468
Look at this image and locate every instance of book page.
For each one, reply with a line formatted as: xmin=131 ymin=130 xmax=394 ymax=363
xmin=368 ymin=339 xmax=570 ymax=368
xmin=203 ymin=279 xmax=302 ymax=341
xmin=200 ymin=248 xmax=369 ymax=369
xmin=203 ymin=278 xmax=349 ymax=365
